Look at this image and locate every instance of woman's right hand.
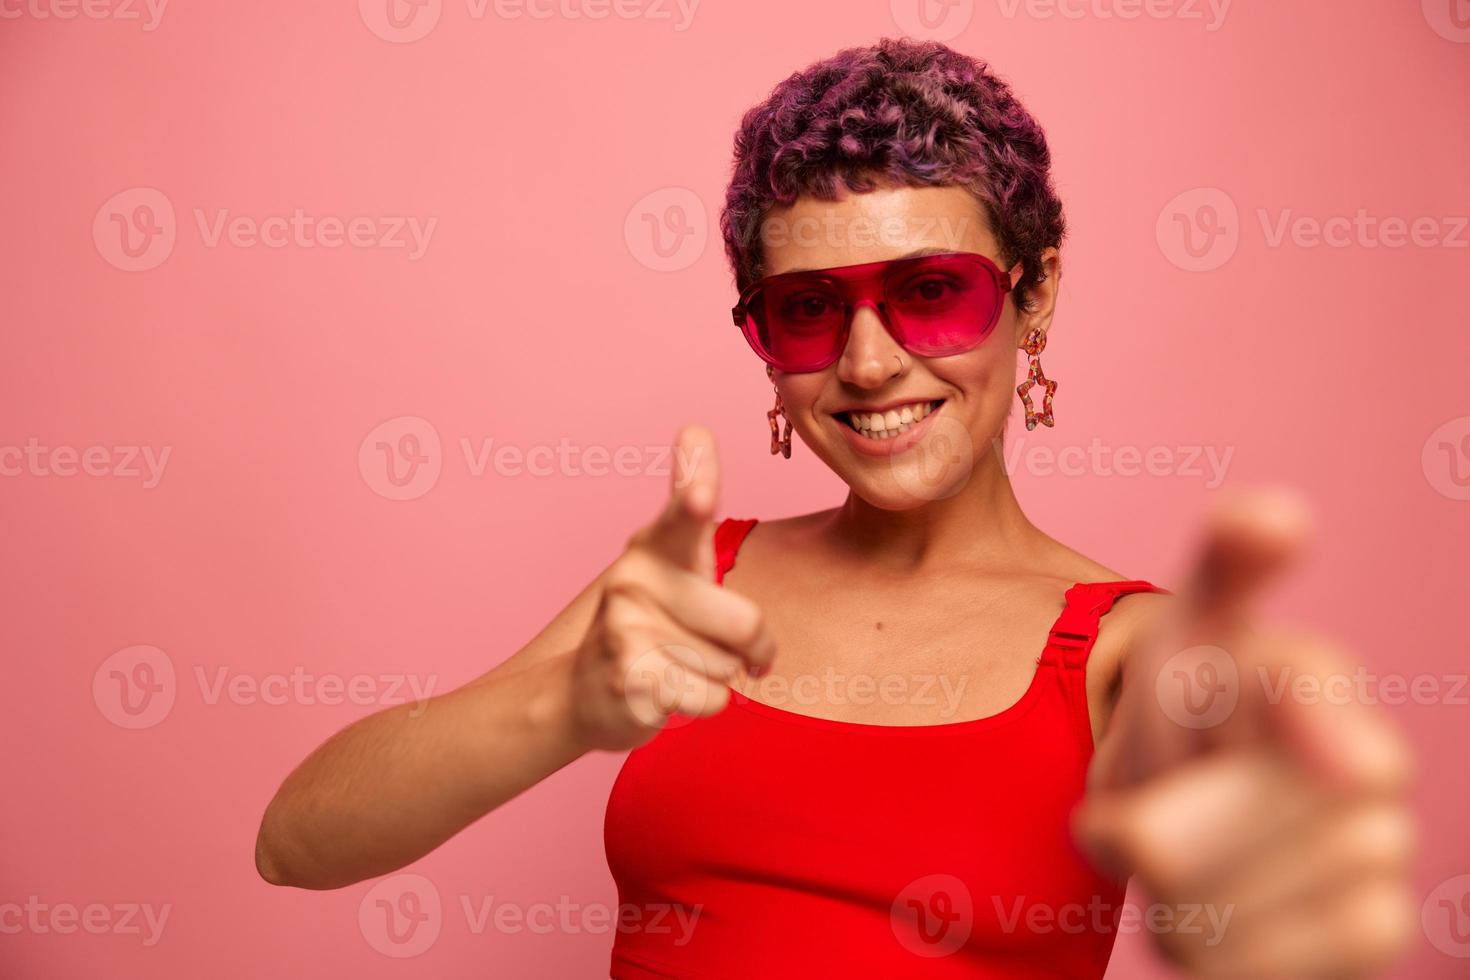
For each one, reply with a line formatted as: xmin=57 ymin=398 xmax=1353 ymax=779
xmin=568 ymin=425 xmax=776 ymax=751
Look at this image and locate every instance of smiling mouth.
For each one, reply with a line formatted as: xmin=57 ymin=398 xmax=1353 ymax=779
xmin=837 ymin=399 xmax=944 ymax=439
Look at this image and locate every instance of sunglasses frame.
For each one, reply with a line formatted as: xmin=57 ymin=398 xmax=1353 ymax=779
xmin=731 ymin=250 xmax=1020 ymax=373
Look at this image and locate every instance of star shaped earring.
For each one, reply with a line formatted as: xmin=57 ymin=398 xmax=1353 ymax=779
xmin=1016 ymin=328 xmax=1057 ymax=430
xmin=766 ymin=364 xmax=792 ymax=457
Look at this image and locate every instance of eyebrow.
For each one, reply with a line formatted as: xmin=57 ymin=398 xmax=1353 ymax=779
xmin=777 ymin=246 xmax=956 ymax=275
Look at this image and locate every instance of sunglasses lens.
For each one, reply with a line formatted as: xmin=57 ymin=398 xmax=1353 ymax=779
xmin=885 ymin=255 xmax=1004 ymax=355
xmin=737 ymin=253 xmax=1010 ymax=371
xmin=744 ymin=277 xmax=845 ymax=371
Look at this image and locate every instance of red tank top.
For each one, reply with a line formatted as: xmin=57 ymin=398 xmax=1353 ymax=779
xmin=604 ymin=517 xmax=1164 ymax=978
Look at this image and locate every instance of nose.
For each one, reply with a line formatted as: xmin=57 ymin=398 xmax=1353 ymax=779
xmin=836 ymin=299 xmax=905 ymax=388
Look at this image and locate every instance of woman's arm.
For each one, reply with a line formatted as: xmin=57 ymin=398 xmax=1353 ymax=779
xmin=253 ymin=573 xmax=602 ymax=890
xmin=1077 ymin=491 xmax=1416 ymax=978
xmin=254 ymin=425 xmax=773 ymax=891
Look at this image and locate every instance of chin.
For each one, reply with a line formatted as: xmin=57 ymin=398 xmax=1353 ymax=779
xmin=806 ymin=410 xmax=986 ymax=508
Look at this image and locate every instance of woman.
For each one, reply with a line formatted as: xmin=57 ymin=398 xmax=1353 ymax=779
xmin=256 ymin=38 xmax=1415 ymax=978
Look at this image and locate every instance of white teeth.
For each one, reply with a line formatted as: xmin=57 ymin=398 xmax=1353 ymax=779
xmin=845 ymin=401 xmax=939 ymax=438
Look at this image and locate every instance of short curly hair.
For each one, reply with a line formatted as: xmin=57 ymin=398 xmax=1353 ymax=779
xmin=719 ymin=37 xmax=1064 ymax=311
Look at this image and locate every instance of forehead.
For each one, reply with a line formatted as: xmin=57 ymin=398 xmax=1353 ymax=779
xmin=759 ymin=184 xmax=999 ymax=276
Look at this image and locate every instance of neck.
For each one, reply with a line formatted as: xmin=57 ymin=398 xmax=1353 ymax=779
xmin=821 ymin=436 xmax=1041 ymax=573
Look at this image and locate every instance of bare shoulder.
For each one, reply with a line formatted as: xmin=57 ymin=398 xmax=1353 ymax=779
xmin=1029 ymin=535 xmax=1175 ymax=711
xmin=720 ymin=508 xmax=835 ymax=558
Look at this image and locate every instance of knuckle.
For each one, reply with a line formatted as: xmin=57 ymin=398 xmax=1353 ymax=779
xmin=1339 ymin=882 xmax=1416 ymax=964
xmin=609 ymin=551 xmax=667 ymax=600
xmin=601 ymin=593 xmax=643 ymax=635
xmin=1135 ymin=843 xmax=1207 ymax=901
xmin=1343 ymin=805 xmax=1417 ymax=870
xmin=723 ymin=595 xmax=771 ymax=655
xmin=606 ymin=551 xmax=648 ymax=590
xmin=624 ymin=524 xmax=653 ymax=553
xmin=728 ymin=600 xmax=766 ymax=650
xmin=695 ymin=681 xmax=731 ymax=716
xmin=615 ymin=645 xmax=661 ymax=690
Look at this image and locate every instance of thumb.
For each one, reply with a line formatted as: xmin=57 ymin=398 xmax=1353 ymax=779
xmin=643 ymin=424 xmax=720 ymax=579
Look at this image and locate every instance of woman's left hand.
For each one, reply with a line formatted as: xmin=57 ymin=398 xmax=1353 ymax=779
xmin=1076 ymin=490 xmax=1418 ymax=979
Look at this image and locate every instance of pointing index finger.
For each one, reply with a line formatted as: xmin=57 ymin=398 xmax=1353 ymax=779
xmin=1173 ymin=486 xmax=1312 ymax=637
xmin=642 ymin=424 xmax=720 ymax=578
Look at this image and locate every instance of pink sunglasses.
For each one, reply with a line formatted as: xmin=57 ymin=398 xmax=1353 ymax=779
xmin=731 ymin=251 xmax=1019 ymax=373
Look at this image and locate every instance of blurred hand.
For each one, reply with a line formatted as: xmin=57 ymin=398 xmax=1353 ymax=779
xmin=1076 ymin=490 xmax=1417 ymax=978
xmin=569 ymin=425 xmax=776 ymax=752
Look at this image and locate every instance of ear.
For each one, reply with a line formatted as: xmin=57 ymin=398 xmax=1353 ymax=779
xmin=1013 ymin=247 xmax=1061 ymax=346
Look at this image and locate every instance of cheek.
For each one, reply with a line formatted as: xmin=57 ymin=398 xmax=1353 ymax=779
xmin=936 ymin=343 xmax=1018 ymax=402
xmin=776 ymin=375 xmax=826 ymax=416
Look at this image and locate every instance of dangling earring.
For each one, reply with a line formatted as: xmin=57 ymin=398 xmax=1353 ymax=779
xmin=765 ymin=364 xmax=792 ymax=458
xmin=1016 ymin=328 xmax=1057 ymax=430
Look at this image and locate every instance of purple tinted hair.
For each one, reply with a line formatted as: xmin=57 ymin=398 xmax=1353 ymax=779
xmin=719 ymin=37 xmax=1065 ymax=310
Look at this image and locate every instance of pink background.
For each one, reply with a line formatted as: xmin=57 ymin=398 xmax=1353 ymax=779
xmin=2 ymin=1 xmax=1468 ymax=976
